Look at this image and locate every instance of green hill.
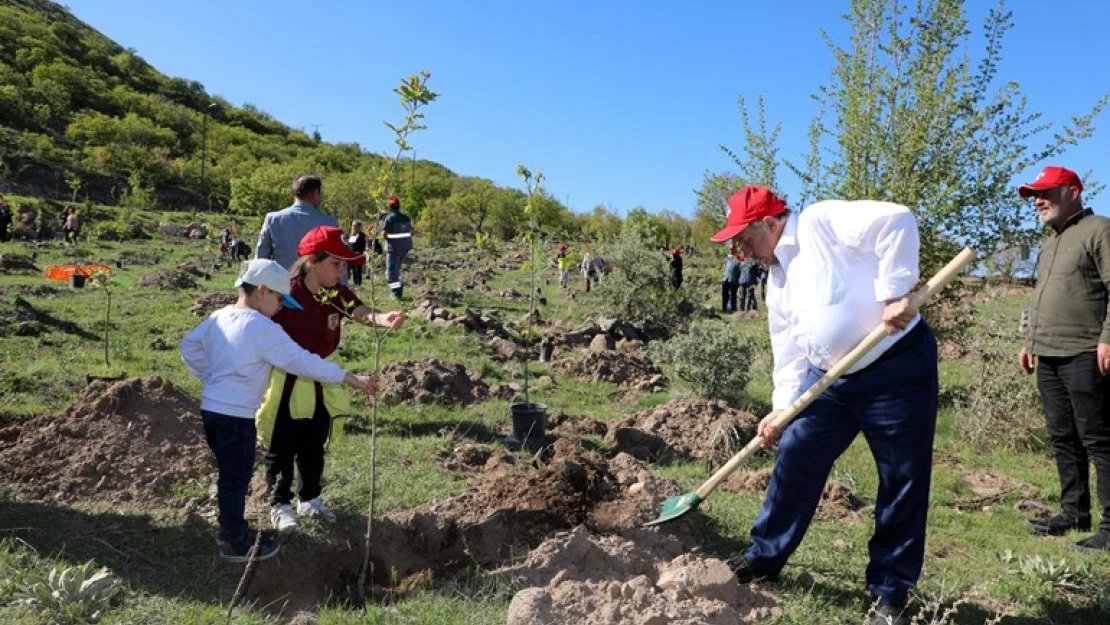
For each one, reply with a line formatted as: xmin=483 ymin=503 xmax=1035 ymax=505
xmin=0 ymin=0 xmax=460 ymax=215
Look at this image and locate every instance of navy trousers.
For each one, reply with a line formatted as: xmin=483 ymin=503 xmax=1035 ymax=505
xmin=743 ymin=322 xmax=938 ymax=608
xmin=201 ymin=411 xmax=256 ymax=543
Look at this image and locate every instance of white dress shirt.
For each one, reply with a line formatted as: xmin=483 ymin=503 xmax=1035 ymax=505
xmin=767 ymin=200 xmax=921 ymax=409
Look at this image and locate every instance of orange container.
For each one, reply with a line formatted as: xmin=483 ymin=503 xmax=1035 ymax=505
xmin=42 ymin=264 xmax=113 ymax=281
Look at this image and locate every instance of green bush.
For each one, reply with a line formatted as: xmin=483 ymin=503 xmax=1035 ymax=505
xmin=953 ymin=322 xmax=1046 ymax=452
xmin=649 ymin=319 xmax=752 ymax=403
xmin=594 ymin=226 xmax=700 ymax=329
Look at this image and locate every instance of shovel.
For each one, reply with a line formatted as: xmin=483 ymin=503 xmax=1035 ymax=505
xmin=647 ymin=247 xmax=976 ymax=526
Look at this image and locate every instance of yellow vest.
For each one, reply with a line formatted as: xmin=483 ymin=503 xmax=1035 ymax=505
xmin=255 ymin=353 xmax=352 ymax=449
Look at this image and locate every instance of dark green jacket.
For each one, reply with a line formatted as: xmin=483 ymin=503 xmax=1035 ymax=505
xmin=1025 ymin=209 xmax=1110 ymax=357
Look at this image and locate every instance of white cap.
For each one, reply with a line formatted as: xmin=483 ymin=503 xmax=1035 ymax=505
xmin=234 ymin=259 xmax=303 ymax=310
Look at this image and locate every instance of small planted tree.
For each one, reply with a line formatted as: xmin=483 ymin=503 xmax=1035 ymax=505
xmin=86 ymin=268 xmax=114 ymax=368
xmin=515 ymin=164 xmax=545 ymax=407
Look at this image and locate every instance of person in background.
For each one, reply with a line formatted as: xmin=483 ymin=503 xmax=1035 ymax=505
xmin=1017 ymin=165 xmax=1110 ymax=553
xmin=582 ymin=250 xmax=599 ymax=292
xmin=381 ymin=195 xmax=413 ymax=300
xmin=0 ymin=199 xmax=11 ymax=243
xmin=259 ymin=226 xmax=405 ymax=532
xmin=256 ymin=176 xmax=338 ymax=273
xmin=347 ymin=220 xmax=367 ymax=287
xmin=669 ymin=248 xmax=683 ymax=289
xmin=180 ymin=258 xmax=378 ymax=562
xmin=721 ymin=245 xmax=742 ymax=313
xmin=61 ymin=205 xmax=75 ymax=243
xmin=64 ymin=210 xmax=79 ymax=244
xmin=739 ymin=255 xmax=761 ymax=311
xmin=557 ymin=244 xmax=570 ymax=289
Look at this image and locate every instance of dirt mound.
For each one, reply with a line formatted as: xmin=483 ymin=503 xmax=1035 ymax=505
xmin=0 ymin=284 xmax=62 ymax=298
xmin=502 ymin=529 xmax=779 ymax=625
xmin=953 ymin=468 xmax=1041 ymax=511
xmin=722 ymin=468 xmax=866 ymax=521
xmin=117 ymin=250 xmax=161 ymax=266
xmin=606 ymin=399 xmax=759 ymax=464
xmin=437 ymin=443 xmax=518 ymax=473
xmin=190 ymin=292 xmax=238 ymax=316
xmin=378 ymin=359 xmax=491 ymax=406
xmin=547 ymin=410 xmax=608 ymax=437
xmin=0 ymin=296 xmax=48 ymax=337
xmin=0 ymin=377 xmax=211 ymax=505
xmin=0 ymin=254 xmax=38 ymax=273
xmin=136 ymin=269 xmax=198 ymax=290
xmin=244 ymin=442 xmax=700 ymax=615
xmin=552 ymin=352 xmax=667 ymax=391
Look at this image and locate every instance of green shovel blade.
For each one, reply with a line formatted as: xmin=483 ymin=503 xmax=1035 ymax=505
xmin=645 ymin=491 xmax=703 ymax=526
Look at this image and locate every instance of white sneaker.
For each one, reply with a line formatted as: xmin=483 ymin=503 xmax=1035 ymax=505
xmin=296 ymin=497 xmax=337 ymax=523
xmin=270 ymin=504 xmax=297 ymax=531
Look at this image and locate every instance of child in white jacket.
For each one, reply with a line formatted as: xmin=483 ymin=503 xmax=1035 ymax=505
xmin=181 ymin=259 xmax=376 ymax=563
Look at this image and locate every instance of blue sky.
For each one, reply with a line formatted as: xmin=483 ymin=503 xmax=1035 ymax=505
xmin=62 ymin=0 xmax=1109 ymax=218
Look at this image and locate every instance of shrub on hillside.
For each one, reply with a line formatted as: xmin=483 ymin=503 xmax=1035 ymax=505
xmin=953 ymin=322 xmax=1046 ymax=452
xmin=649 ymin=319 xmax=752 ymax=404
xmin=594 ymin=226 xmax=700 ymax=329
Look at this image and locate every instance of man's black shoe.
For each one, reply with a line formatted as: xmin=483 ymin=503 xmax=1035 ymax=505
xmin=870 ymin=604 xmax=908 ymax=625
xmin=1027 ymin=513 xmax=1092 ymax=536
xmin=1073 ymin=530 xmax=1110 ymax=553
xmin=724 ymin=553 xmax=778 ymax=583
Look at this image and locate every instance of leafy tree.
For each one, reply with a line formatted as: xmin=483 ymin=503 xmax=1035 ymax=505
xmin=447 ymin=176 xmax=498 ymax=234
xmin=621 ymin=207 xmax=668 ymax=249
xmin=581 ymin=204 xmax=623 ymax=243
xmin=228 ymin=163 xmax=302 ymax=216
xmin=721 ymin=0 xmax=1106 ymax=278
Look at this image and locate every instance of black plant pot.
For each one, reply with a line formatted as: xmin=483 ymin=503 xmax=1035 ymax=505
xmin=506 ymin=402 xmax=547 ymax=449
xmin=69 ymin=273 xmax=86 ymax=289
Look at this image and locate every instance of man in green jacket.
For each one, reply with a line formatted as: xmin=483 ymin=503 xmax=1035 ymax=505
xmin=1018 ymin=166 xmax=1110 ymax=552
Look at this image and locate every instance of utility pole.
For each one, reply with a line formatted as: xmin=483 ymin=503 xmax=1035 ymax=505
xmin=311 ymin=124 xmax=323 ymax=142
xmin=199 ymin=102 xmax=216 ymax=215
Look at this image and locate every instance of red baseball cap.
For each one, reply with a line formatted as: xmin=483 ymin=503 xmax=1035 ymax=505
xmin=1018 ymin=166 xmax=1084 ymax=198
xmin=710 ymin=186 xmax=787 ymax=243
xmin=298 ymin=226 xmax=366 ymax=265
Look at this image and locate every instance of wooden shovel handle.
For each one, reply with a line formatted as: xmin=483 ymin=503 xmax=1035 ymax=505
xmin=695 ymin=247 xmax=976 ymax=499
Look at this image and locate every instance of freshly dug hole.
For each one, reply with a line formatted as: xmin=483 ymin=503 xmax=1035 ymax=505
xmin=244 ymin=439 xmax=700 ymax=615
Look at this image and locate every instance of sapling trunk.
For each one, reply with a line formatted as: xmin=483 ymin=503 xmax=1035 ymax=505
xmin=103 ymin=288 xmax=110 ymax=367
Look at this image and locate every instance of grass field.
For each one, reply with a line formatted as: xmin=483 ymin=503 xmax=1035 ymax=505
xmin=1 ymin=213 xmax=1108 ymax=625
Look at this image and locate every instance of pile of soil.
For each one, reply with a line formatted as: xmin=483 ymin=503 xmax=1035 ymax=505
xmin=137 ymin=269 xmax=198 ymax=290
xmin=722 ymin=468 xmax=866 ymax=521
xmin=552 ymin=352 xmax=667 ymax=391
xmin=547 ymin=410 xmax=608 ymax=438
xmin=606 ymin=399 xmax=759 ymax=464
xmin=501 ymin=528 xmax=779 ymax=625
xmin=954 ymin=468 xmax=1041 ymax=511
xmin=117 ymin=250 xmax=161 ymax=265
xmin=189 ymin=292 xmax=238 ymax=316
xmin=0 ymin=377 xmax=211 ymax=505
xmin=244 ymin=441 xmax=699 ymax=615
xmin=436 ymin=442 xmax=517 ymax=473
xmin=0 ymin=296 xmax=48 ymax=337
xmin=377 ymin=358 xmax=491 ymax=406
xmin=0 ymin=254 xmax=38 ymax=273
xmin=0 ymin=284 xmax=61 ymax=298
xmin=176 ymin=262 xmax=211 ymax=279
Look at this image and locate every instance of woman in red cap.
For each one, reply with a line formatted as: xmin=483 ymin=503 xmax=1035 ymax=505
xmin=669 ymin=248 xmax=683 ymax=290
xmin=257 ymin=226 xmax=404 ymax=532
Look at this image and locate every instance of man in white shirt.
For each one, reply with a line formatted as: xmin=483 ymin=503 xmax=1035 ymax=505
xmin=711 ymin=186 xmax=937 ymax=625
